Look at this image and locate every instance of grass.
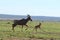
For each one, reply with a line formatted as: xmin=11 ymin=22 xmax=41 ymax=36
xmin=0 ymin=20 xmax=60 ymax=40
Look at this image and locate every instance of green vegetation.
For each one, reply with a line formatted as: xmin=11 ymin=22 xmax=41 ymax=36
xmin=0 ymin=20 xmax=60 ymax=40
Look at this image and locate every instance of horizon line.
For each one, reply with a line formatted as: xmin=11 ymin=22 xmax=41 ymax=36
xmin=0 ymin=14 xmax=60 ymax=17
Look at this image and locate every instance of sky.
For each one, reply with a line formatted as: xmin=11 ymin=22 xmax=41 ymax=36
xmin=0 ymin=0 xmax=60 ymax=17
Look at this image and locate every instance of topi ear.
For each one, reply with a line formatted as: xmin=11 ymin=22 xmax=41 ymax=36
xmin=27 ymin=15 xmax=30 ymax=17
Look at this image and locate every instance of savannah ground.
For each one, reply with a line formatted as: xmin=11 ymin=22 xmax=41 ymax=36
xmin=0 ymin=20 xmax=60 ymax=40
